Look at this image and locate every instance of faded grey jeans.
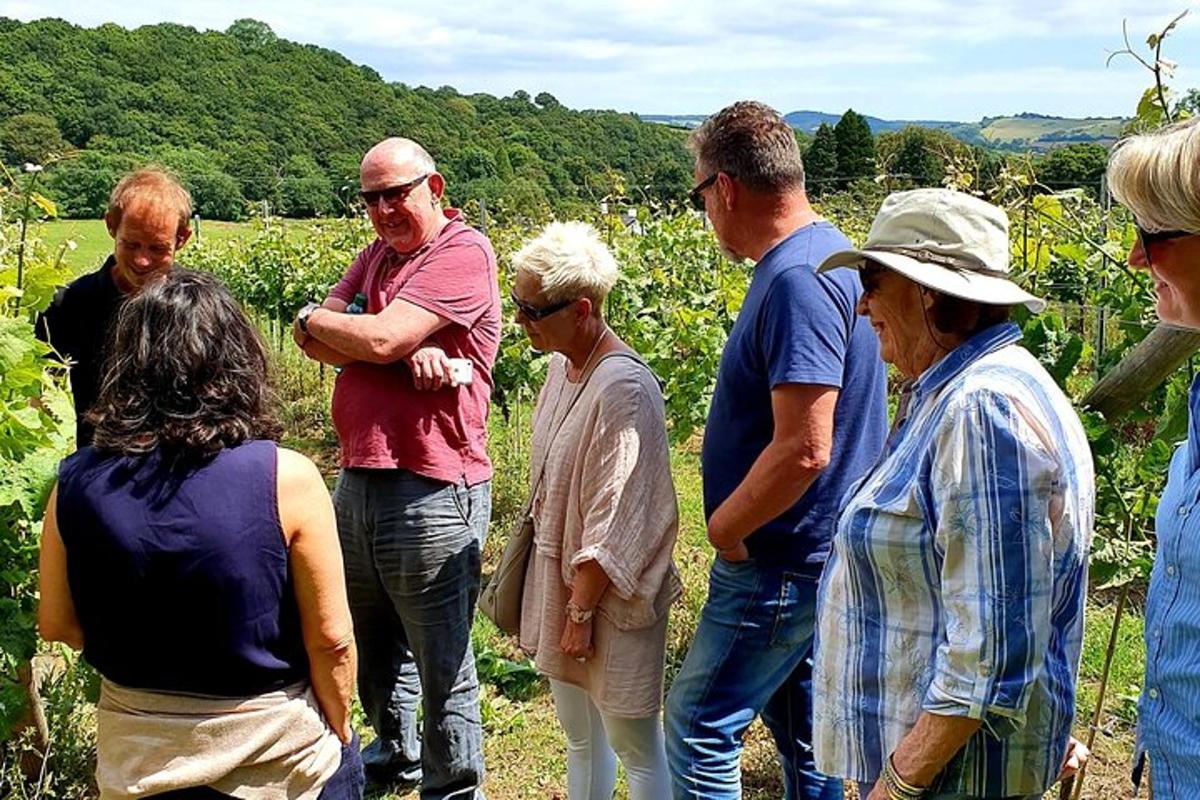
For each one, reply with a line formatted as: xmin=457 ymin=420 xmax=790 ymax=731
xmin=335 ymin=468 xmax=490 ymax=800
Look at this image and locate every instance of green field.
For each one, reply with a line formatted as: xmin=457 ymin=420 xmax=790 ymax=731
xmin=979 ymin=116 xmax=1123 ymax=146
xmin=40 ymin=218 xmax=299 ymax=277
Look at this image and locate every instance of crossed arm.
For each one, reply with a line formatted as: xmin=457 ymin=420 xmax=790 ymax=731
xmin=294 ymin=296 xmax=449 ymax=367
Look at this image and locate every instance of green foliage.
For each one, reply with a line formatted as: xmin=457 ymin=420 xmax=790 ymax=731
xmin=0 ymin=167 xmax=73 ymax=748
xmin=803 ymin=123 xmax=838 ymax=196
xmin=44 ymin=150 xmax=136 ymax=218
xmin=0 ymin=18 xmax=692 ymax=222
xmin=0 ymin=112 xmax=69 ymax=166
xmin=1035 ymin=143 xmax=1109 ymax=196
xmin=998 ymin=177 xmax=1164 ymax=590
xmin=1177 ymin=87 xmax=1200 ymax=117
xmin=876 ymin=126 xmax=967 ymax=189
xmin=832 ymin=109 xmax=877 ymax=188
xmin=1 ymin=653 xmax=98 ymax=798
xmin=185 ymin=216 xmax=374 ymax=337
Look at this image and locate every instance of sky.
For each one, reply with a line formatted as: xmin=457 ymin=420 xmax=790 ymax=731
xmin=5 ymin=1 xmax=1200 ymax=121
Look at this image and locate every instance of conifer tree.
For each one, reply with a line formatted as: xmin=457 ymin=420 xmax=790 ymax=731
xmin=833 ymin=109 xmax=877 ymax=189
xmin=803 ymin=123 xmax=838 ymax=196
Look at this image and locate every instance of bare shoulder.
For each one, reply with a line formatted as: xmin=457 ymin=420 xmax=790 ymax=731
xmin=275 ymin=447 xmax=330 ymax=534
xmin=277 ymin=446 xmax=323 ymax=484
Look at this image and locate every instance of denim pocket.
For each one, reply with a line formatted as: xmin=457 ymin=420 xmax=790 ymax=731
xmin=769 ymin=571 xmax=820 ymax=649
xmin=448 ymin=482 xmax=472 ymax=527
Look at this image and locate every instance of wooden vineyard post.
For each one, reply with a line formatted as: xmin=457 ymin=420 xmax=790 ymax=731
xmin=1083 ymin=325 xmax=1200 ymax=419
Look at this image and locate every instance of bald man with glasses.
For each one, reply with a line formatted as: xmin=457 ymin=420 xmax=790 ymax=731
xmin=293 ymin=137 xmax=500 ymax=799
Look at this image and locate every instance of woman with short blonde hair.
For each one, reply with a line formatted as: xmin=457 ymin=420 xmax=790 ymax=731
xmin=510 ymin=221 xmax=680 ymax=799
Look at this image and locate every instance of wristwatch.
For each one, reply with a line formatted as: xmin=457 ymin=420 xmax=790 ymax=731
xmin=297 ymin=302 xmax=321 ymax=333
xmin=565 ymin=600 xmax=595 ymax=625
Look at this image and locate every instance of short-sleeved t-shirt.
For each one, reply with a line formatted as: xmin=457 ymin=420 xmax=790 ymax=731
xmin=328 ymin=209 xmax=500 ymax=484
xmin=36 ymin=256 xmax=126 ymax=446
xmin=701 ymin=221 xmax=887 ymax=573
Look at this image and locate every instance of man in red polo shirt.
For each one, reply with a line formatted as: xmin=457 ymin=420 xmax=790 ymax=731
xmin=293 ymin=137 xmax=499 ymax=798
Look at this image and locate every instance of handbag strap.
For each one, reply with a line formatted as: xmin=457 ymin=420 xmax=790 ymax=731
xmin=524 ymin=350 xmax=643 ymax=515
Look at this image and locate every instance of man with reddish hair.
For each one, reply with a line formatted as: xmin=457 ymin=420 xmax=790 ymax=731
xmin=38 ymin=168 xmax=193 ymax=445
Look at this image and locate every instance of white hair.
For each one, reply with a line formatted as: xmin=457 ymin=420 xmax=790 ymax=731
xmin=512 ymin=221 xmax=620 ymax=306
xmin=1107 ymin=116 xmax=1200 ymax=234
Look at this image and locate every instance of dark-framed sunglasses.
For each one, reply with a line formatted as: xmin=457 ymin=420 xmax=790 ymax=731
xmin=689 ymin=173 xmax=718 ymax=211
xmin=1136 ymin=225 xmax=1195 ymax=267
xmin=858 ymin=263 xmax=887 ymax=295
xmin=1137 ymin=225 xmax=1193 ymax=247
xmin=360 ymin=174 xmax=430 ymax=206
xmin=510 ymin=289 xmax=576 ymax=321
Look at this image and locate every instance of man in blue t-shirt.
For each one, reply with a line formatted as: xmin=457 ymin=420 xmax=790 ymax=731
xmin=665 ymin=101 xmax=888 ymax=800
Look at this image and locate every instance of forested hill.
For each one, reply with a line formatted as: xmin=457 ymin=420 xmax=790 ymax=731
xmin=0 ymin=17 xmax=693 ymax=219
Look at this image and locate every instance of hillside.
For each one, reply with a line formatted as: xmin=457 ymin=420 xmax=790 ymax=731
xmin=977 ymin=112 xmax=1123 ymax=148
xmin=0 ymin=17 xmax=692 ymax=219
xmin=643 ymin=109 xmax=1126 ymax=151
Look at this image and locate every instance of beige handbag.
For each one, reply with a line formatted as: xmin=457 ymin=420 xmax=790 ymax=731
xmin=479 ymin=503 xmax=535 ymax=635
xmin=479 ymin=351 xmax=639 ymax=635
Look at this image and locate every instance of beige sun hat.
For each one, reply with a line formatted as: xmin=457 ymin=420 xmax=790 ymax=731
xmin=817 ymin=188 xmax=1046 ymax=312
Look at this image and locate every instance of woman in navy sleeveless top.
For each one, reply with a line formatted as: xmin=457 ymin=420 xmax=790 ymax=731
xmin=38 ymin=270 xmax=363 ymax=798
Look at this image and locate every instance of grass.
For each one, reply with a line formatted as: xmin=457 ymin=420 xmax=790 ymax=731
xmin=979 ymin=116 xmax=1123 ymax=144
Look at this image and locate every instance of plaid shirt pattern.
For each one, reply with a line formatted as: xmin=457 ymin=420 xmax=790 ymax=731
xmin=813 ymin=323 xmax=1094 ymax=797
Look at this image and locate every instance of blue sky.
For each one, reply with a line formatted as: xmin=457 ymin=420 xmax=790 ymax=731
xmin=6 ymin=1 xmax=1199 ymax=121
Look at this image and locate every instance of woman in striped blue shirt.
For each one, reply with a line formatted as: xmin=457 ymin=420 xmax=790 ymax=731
xmin=811 ymin=189 xmax=1095 ymax=800
xmin=1107 ymin=117 xmax=1200 ymax=799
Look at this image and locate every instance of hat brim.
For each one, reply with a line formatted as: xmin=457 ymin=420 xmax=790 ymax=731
xmin=817 ymin=249 xmax=1046 ymax=313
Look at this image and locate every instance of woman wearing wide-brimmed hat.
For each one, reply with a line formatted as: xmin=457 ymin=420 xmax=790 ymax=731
xmin=1106 ymin=116 xmax=1200 ymax=799
xmin=811 ymin=189 xmax=1095 ymax=800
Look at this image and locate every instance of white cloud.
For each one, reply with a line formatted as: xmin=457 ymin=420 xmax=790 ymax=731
xmin=4 ymin=0 xmax=1200 ymax=117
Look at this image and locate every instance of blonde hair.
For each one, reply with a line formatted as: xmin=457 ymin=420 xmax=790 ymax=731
xmin=511 ymin=221 xmax=620 ymax=306
xmin=107 ymin=168 xmax=193 ymax=234
xmin=1107 ymin=116 xmax=1200 ymax=233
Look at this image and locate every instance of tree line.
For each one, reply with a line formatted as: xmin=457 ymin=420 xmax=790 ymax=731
xmin=3 ymin=16 xmax=1194 ymax=221
xmin=0 ymin=17 xmax=693 ymax=221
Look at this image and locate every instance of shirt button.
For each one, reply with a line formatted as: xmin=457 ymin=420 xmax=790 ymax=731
xmin=1178 ymin=505 xmax=1190 ymax=517
xmin=1155 ymin=627 xmax=1163 ymax=639
xmin=1167 ymin=564 xmax=1177 ymax=576
xmin=1149 ymin=688 xmax=1160 ymax=699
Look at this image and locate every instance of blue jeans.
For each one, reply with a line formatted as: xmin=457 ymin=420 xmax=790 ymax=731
xmin=335 ymin=469 xmax=490 ymax=800
xmin=665 ymin=558 xmax=842 ymax=800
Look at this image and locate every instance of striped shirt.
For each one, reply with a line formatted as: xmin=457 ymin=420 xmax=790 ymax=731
xmin=813 ymin=322 xmax=1094 ymax=797
xmin=1136 ymin=373 xmax=1200 ymax=796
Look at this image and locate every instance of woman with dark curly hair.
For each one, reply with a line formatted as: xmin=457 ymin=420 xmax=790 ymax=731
xmin=37 ymin=270 xmax=364 ymax=799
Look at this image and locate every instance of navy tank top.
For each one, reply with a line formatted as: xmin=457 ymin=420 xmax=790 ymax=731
xmin=56 ymin=440 xmax=308 ymax=696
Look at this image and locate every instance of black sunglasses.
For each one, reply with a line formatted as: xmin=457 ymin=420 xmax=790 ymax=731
xmin=510 ymin=289 xmax=575 ymax=321
xmin=689 ymin=173 xmax=718 ymax=211
xmin=360 ymin=174 xmax=430 ymax=206
xmin=859 ymin=264 xmax=886 ymax=295
xmin=1136 ymin=225 xmax=1195 ymax=267
xmin=1137 ymin=225 xmax=1193 ymax=247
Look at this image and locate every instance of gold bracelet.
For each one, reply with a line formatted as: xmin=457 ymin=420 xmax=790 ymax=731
xmin=883 ymin=754 xmax=926 ymax=799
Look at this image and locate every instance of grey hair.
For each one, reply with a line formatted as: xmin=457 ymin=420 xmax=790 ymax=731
xmin=687 ymin=100 xmax=806 ymax=193
xmin=1107 ymin=116 xmax=1200 ymax=233
xmin=512 ymin=221 xmax=619 ymax=306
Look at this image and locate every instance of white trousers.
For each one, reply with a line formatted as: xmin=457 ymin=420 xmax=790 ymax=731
xmin=549 ymin=679 xmax=671 ymax=800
